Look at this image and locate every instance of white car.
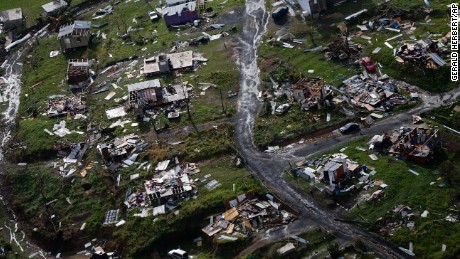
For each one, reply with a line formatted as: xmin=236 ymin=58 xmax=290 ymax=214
xmin=149 ymin=11 xmax=159 ymax=21
xmin=168 ymin=249 xmax=188 ymax=259
xmin=275 ymin=103 xmax=290 ymax=115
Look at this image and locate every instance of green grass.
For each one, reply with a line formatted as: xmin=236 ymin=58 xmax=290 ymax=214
xmin=422 ymin=101 xmax=460 ymax=130
xmin=242 ymin=228 xmax=339 ymax=259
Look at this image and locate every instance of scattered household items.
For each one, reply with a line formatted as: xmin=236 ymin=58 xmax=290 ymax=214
xmin=58 ymin=20 xmax=91 ymax=51
xmin=97 ymin=134 xmax=148 ymax=169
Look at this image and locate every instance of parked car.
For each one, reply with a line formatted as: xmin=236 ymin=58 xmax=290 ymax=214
xmin=361 ymin=57 xmax=375 ymax=72
xmin=168 ymin=249 xmax=188 ymax=259
xmin=149 ymin=11 xmax=160 ymax=21
xmin=339 ymin=123 xmax=360 ymax=133
xmin=275 ymin=103 xmax=290 ymax=115
xmin=272 ymin=6 xmax=289 ymax=20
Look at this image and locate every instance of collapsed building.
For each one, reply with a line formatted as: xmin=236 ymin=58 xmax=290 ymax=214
xmin=144 ymin=167 xmax=194 ymax=206
xmin=124 ymin=161 xmax=200 ymax=215
xmin=396 ymin=36 xmax=450 ymax=69
xmin=341 ymin=75 xmax=405 ymax=111
xmin=67 ymin=59 xmax=90 ymax=86
xmin=97 ymin=134 xmax=149 ymax=169
xmin=58 ymin=20 xmax=91 ymax=51
xmin=202 ymin=193 xmax=297 ymax=239
xmin=388 ymin=126 xmax=439 ymax=164
xmin=47 ymin=95 xmax=86 ymax=118
xmin=292 ymin=77 xmax=333 ymax=111
xmin=143 ymin=51 xmax=193 ymax=76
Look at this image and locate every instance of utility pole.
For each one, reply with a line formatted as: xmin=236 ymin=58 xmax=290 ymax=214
xmin=180 ymin=76 xmax=199 ymax=134
xmin=219 ymin=88 xmax=225 ymax=114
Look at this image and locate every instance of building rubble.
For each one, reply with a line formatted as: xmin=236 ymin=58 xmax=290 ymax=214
xmin=202 ymin=193 xmax=297 ymax=240
xmin=396 ymin=33 xmax=450 ymax=69
xmin=340 ymin=75 xmax=406 ymax=111
xmin=47 ymin=94 xmax=87 ymax=118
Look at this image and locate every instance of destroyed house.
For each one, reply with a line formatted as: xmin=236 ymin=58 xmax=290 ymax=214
xmin=47 ymin=95 xmax=86 ymax=118
xmin=127 ymin=79 xmax=163 ymax=108
xmin=162 ymin=0 xmax=198 ymax=27
xmin=58 ymin=20 xmax=91 ymax=51
xmin=143 ymin=51 xmax=193 ymax=76
xmin=323 ymin=158 xmax=347 ymax=187
xmin=97 ymin=134 xmax=146 ymax=166
xmin=144 ymin=174 xmax=193 ymax=206
xmin=0 ymin=8 xmax=24 ymax=30
xmin=293 ymin=78 xmax=323 ymax=101
xmin=342 ymin=75 xmax=401 ymax=111
xmin=293 ymin=77 xmax=332 ymax=111
xmin=67 ymin=59 xmax=90 ymax=85
xmin=389 ymin=127 xmax=439 ymax=164
xmin=42 ymin=0 xmax=68 ymax=17
xmin=202 ymin=194 xmax=297 ymax=238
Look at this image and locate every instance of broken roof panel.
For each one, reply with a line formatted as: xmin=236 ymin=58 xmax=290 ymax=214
xmin=0 ymin=8 xmax=22 ymax=22
xmin=127 ymin=79 xmax=161 ymax=92
xmin=169 ymin=51 xmax=193 ymax=69
xmin=58 ymin=20 xmax=91 ymax=38
xmin=42 ymin=0 xmax=68 ymax=14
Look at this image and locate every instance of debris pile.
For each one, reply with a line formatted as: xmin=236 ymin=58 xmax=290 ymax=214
xmin=292 ymin=77 xmax=333 ymax=111
xmin=97 ymin=134 xmax=148 ymax=169
xmin=396 ymin=36 xmax=449 ymax=69
xmin=341 ymin=75 xmax=405 ymax=111
xmin=202 ymin=194 xmax=297 ymax=239
xmin=144 ymin=163 xmax=195 ymax=207
xmin=323 ymin=37 xmax=362 ymax=60
xmin=47 ymin=95 xmax=86 ymax=118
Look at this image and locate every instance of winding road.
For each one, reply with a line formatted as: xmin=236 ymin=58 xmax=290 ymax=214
xmin=235 ymin=0 xmax=460 ymax=257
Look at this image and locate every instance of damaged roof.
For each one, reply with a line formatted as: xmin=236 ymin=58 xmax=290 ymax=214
xmin=127 ymin=79 xmax=161 ymax=92
xmin=58 ymin=20 xmax=91 ymax=38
